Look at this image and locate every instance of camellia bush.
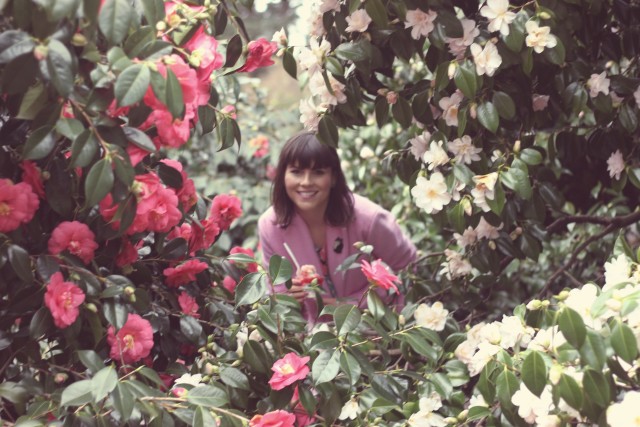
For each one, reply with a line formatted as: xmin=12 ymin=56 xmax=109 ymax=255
xmin=1 ymin=0 xmax=640 ymax=427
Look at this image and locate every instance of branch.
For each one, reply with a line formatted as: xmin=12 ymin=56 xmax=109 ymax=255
xmin=546 ymin=210 xmax=640 ymax=234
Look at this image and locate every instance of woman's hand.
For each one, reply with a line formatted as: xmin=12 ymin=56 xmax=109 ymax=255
xmin=288 ymin=279 xmax=308 ymax=303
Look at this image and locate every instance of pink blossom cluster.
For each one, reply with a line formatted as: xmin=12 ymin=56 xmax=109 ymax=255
xmin=0 ymin=179 xmax=39 ymax=233
xmin=361 ymin=259 xmax=400 ymax=293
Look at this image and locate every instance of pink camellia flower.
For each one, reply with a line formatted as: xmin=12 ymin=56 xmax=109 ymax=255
xmin=238 ymin=38 xmax=277 ymax=73
xmin=249 ymin=410 xmax=296 ymax=427
xmin=268 ymin=352 xmax=310 ymax=390
xmin=48 ymin=221 xmax=99 ymax=265
xmin=0 ymin=179 xmax=39 ymax=233
xmin=163 ymin=259 xmax=208 ymax=287
xmin=44 ymin=272 xmax=85 ymax=328
xmin=189 ymin=218 xmax=221 ymax=252
xmin=221 ymin=276 xmax=237 ymax=294
xmin=295 ymin=265 xmax=324 ymax=286
xmin=126 ymin=144 xmax=153 ymax=167
xmin=20 ymin=161 xmax=45 ymax=198
xmin=178 ymin=292 xmax=200 ymax=318
xmin=229 ymin=246 xmax=258 ymax=273
xmin=221 ymin=105 xmax=237 ymax=119
xmin=115 ymin=239 xmax=141 ymax=268
xmin=361 ymin=259 xmax=400 ymax=293
xmin=107 ymin=313 xmax=154 ymax=364
xmin=183 ymin=26 xmax=224 ymax=79
xmin=160 ymin=159 xmax=198 ymax=212
xmin=210 ymin=194 xmax=242 ymax=230
xmin=248 ymin=135 xmax=270 ymax=158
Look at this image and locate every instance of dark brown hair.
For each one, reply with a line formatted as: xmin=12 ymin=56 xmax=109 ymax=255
xmin=272 ymin=131 xmax=354 ymax=227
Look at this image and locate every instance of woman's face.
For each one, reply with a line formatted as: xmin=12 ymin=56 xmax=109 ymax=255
xmin=284 ymin=162 xmax=334 ymax=216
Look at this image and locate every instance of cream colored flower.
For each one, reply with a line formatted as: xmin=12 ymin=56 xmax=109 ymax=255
xmin=415 ymin=301 xmax=449 ymax=331
xmin=271 ymin=28 xmax=287 ymax=47
xmin=607 ymin=149 xmax=625 ymax=180
xmin=447 ymin=135 xmax=481 ymax=164
xmin=603 ymin=254 xmax=632 ymax=290
xmin=480 ymin=0 xmax=516 ymax=35
xmin=422 ymin=140 xmax=450 ymax=170
xmin=454 ymin=226 xmax=477 ymax=248
xmin=438 ymin=91 xmax=464 ymax=127
xmin=411 ymin=173 xmax=452 ymax=214
xmin=475 ymin=217 xmax=502 ymax=240
xmin=318 ymin=0 xmax=340 ymax=13
xmin=345 ymin=9 xmax=372 ymax=33
xmin=338 ymin=397 xmax=361 ymax=420
xmin=359 ymin=146 xmax=375 ymax=159
xmin=587 ymin=71 xmax=610 ymax=97
xmin=441 ymin=249 xmax=472 ymax=279
xmin=470 ymin=41 xmax=502 ymax=76
xmin=299 ymin=97 xmax=326 ymax=131
xmin=297 ymin=37 xmax=331 ymax=75
xmin=471 ymin=172 xmax=499 ymax=212
xmin=309 ymin=72 xmax=346 ymax=106
xmin=409 ymin=131 xmax=431 ymax=161
xmin=447 ymin=18 xmax=479 ymax=58
xmin=606 ymin=390 xmax=640 ymax=427
xmin=525 ymin=20 xmax=557 ymax=53
xmin=511 ymin=384 xmax=553 ymax=424
xmin=405 ymin=9 xmax=438 ymax=40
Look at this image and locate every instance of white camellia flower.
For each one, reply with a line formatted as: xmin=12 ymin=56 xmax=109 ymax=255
xmin=528 ymin=326 xmax=567 ymax=353
xmin=415 ymin=301 xmax=449 ymax=331
xmin=532 ymin=94 xmax=550 ymax=111
xmin=471 ymin=172 xmax=498 ymax=211
xmin=422 ymin=140 xmax=450 ymax=170
xmin=470 ymin=41 xmax=502 ymax=76
xmin=409 ymin=131 xmax=431 ymax=161
xmin=345 ymin=9 xmax=372 ymax=33
xmin=446 ymin=18 xmax=480 ymax=58
xmin=309 ymin=72 xmax=346 ymax=106
xmin=405 ymin=8 xmax=438 ymax=40
xmin=564 ymin=283 xmax=601 ymax=329
xmin=438 ymin=91 xmax=464 ymax=127
xmin=297 ymin=37 xmax=331 ymax=75
xmin=338 ymin=397 xmax=361 ymax=420
xmin=454 ymin=226 xmax=477 ymax=248
xmin=440 ymin=249 xmax=472 ymax=279
xmin=318 ymin=0 xmax=340 ymax=13
xmin=536 ymin=414 xmax=561 ymax=427
xmin=603 ymin=254 xmax=632 ymax=290
xmin=469 ymin=394 xmax=488 ymax=408
xmin=174 ymin=373 xmax=203 ymax=387
xmin=411 ymin=172 xmax=452 ymax=214
xmin=511 ymin=384 xmax=553 ymax=424
xmin=407 ymin=394 xmax=446 ymax=427
xmin=480 ymin=0 xmax=516 ymax=35
xmin=525 ymin=20 xmax=557 ymax=53
xmin=475 ymin=217 xmax=503 ymax=240
xmin=299 ymin=97 xmax=326 ymax=131
xmin=308 ymin=10 xmax=326 ymax=37
xmin=606 ymin=150 xmax=625 ymax=180
xmin=468 ymin=341 xmax=501 ymax=376
xmin=499 ymin=315 xmax=533 ymax=349
xmin=359 ymin=146 xmax=375 ymax=159
xmin=447 ymin=135 xmax=482 ymax=164
xmin=607 ymin=390 xmax=640 ymax=427
xmin=587 ymin=71 xmax=610 ymax=97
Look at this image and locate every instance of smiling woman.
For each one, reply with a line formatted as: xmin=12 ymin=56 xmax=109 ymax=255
xmin=258 ymin=131 xmax=417 ymax=321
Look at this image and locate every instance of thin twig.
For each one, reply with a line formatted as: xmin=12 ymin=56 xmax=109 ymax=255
xmin=546 ymin=211 xmax=640 ymax=234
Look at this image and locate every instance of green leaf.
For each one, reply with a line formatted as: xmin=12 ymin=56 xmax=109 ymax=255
xmin=543 ymin=37 xmax=565 ymax=65
xmin=309 ymin=331 xmax=339 ymax=351
xmin=220 ymin=366 xmax=250 ymax=391
xmin=312 ymin=349 xmax=341 ymax=385
xmin=317 ymin=115 xmax=339 ymax=148
xmin=334 ymin=40 xmax=372 ymax=62
xmin=99 ymin=0 xmax=133 ymax=45
xmin=582 ymin=369 xmax=610 ymax=408
xmin=124 ymin=26 xmax=155 ymax=58
xmin=454 ymin=61 xmax=478 ymax=99
xmin=402 ymin=330 xmax=437 ymax=359
xmin=46 ymin=40 xmax=74 ymax=98
xmin=180 ymin=316 xmax=202 ymax=343
xmin=112 ymin=382 xmax=134 ymax=420
xmin=23 ymin=127 xmax=56 ymax=160
xmin=579 ymin=330 xmax=607 ymax=370
xmin=235 ymin=272 xmax=267 ymax=306
xmin=391 ymin=96 xmax=413 ymax=128
xmin=91 ymin=366 xmax=118 ymax=403
xmin=61 ymin=380 xmax=93 ymax=407
xmin=519 ymin=148 xmax=543 ymax=165
xmin=29 ymin=307 xmax=51 ymax=339
xmin=492 ymin=91 xmax=516 ymax=119
xmin=84 ymin=158 xmax=114 ymax=209
xmin=165 ymin=68 xmax=185 ymax=119
xmin=8 ymin=244 xmax=33 ymax=283
xmin=618 ymin=103 xmax=638 ymax=133
xmin=115 ymin=64 xmax=150 ymax=107
xmin=334 ymin=304 xmax=361 ymax=336
xmin=78 ymin=350 xmax=105 ymax=374
xmin=268 ymin=255 xmax=293 ymax=286
xmin=223 ymin=34 xmax=242 ymax=68
xmin=218 ymin=117 xmax=236 ymax=151
xmin=557 ymin=373 xmax=583 ymax=411
xmin=558 ymin=307 xmax=586 ymax=349
xmin=477 ymin=102 xmax=499 ymax=133
xmin=71 ymin=130 xmax=99 ymax=168
xmin=56 ymin=117 xmax=84 ymax=141
xmin=467 ymin=406 xmax=492 ymax=422
xmin=496 ymin=369 xmax=519 ymax=411
xmin=102 ymin=300 xmax=128 ymax=331
xmin=45 ymin=0 xmax=81 ymax=20
xmin=339 ymin=351 xmax=361 ymax=386
xmin=186 ymin=385 xmax=229 ymax=408
xmin=242 ymin=340 xmax=272 ymax=374
xmin=139 ymin=0 xmax=164 ymax=28
xmin=366 ymin=291 xmax=387 ymax=321
xmin=364 ymin=0 xmax=388 ymax=28
xmin=193 ymin=407 xmax=216 ymax=427
xmin=501 ymin=163 xmax=532 ymax=199
xmin=521 ymin=350 xmax=547 ymax=396
xmin=282 ymin=47 xmax=297 ymax=80
xmin=611 ymin=322 xmax=638 ymax=363
xmin=0 ymin=30 xmax=35 ymax=65
xmin=17 ymin=82 xmax=47 ymax=120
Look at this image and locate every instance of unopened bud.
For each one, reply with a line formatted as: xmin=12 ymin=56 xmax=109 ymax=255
xmin=443 ymin=417 xmax=458 ymax=424
xmin=204 ymin=362 xmax=216 ymax=375
xmin=461 ymin=198 xmax=472 ymax=216
xmin=171 ymin=387 xmax=187 ymax=398
xmin=539 ymin=11 xmax=551 ymax=19
xmin=448 ymin=62 xmax=457 ymax=79
xmin=71 ymin=33 xmax=87 ymax=46
xmin=526 ymin=299 xmax=542 ymax=310
xmin=54 ymin=373 xmax=68 ymax=383
xmin=549 ymin=364 xmax=563 ymax=385
xmin=231 ymin=360 xmax=242 ymax=367
xmin=34 ymin=45 xmax=48 ymax=61
xmin=513 ymin=139 xmax=521 ymax=153
xmin=202 ymin=375 xmax=211 ymax=382
xmin=85 ymin=303 xmax=98 ymax=313
xmin=156 ymin=21 xmax=167 ymax=32
xmin=488 ymin=240 xmax=496 ymax=250
xmin=469 ymin=103 xmax=477 ymax=119
xmin=124 ymin=286 xmax=135 ymax=296
xmin=386 ymin=91 xmax=398 ymax=105
xmin=541 ymin=300 xmax=550 ymax=308
xmin=556 ymin=290 xmax=570 ymax=301
xmin=398 ymin=314 xmax=406 ymax=326
xmin=457 ymin=409 xmax=468 ymax=421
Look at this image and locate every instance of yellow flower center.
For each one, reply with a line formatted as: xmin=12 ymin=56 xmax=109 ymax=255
xmin=62 ymin=290 xmax=73 ymax=308
xmin=278 ymin=363 xmax=295 ymax=375
xmin=0 ymin=202 xmax=11 ymax=216
xmin=123 ymin=334 xmax=135 ymax=351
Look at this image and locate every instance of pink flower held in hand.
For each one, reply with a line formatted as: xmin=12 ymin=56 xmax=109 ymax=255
xmin=295 ymin=265 xmax=323 ymax=286
xmin=249 ymin=410 xmax=296 ymax=427
xmin=178 ymin=292 xmax=200 ymax=318
xmin=0 ymin=179 xmax=39 ymax=233
xmin=163 ymin=259 xmax=208 ymax=287
xmin=239 ymin=38 xmax=277 ymax=73
xmin=48 ymin=221 xmax=99 ymax=264
xmin=107 ymin=313 xmax=154 ymax=364
xmin=44 ymin=272 xmax=85 ymax=328
xmin=361 ymin=259 xmax=400 ymax=293
xmin=210 ymin=194 xmax=242 ymax=230
xmin=268 ymin=352 xmax=310 ymax=390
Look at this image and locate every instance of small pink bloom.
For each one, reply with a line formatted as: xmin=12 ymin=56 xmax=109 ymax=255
xmin=239 ymin=38 xmax=277 ymax=73
xmin=127 ymin=144 xmax=152 ymax=167
xmin=221 ymin=105 xmax=237 ymax=119
xmin=268 ymin=352 xmax=310 ymax=390
xmin=249 ymin=410 xmax=296 ymax=427
xmin=183 ymin=26 xmax=224 ymax=78
xmin=178 ymin=292 xmax=200 ymax=318
xmin=44 ymin=272 xmax=85 ymax=328
xmin=222 ymin=276 xmax=237 ymax=294
xmin=0 ymin=179 xmax=39 ymax=233
xmin=20 ymin=161 xmax=45 ymax=198
xmin=295 ymin=265 xmax=323 ymax=286
xmin=361 ymin=259 xmax=400 ymax=293
xmin=48 ymin=221 xmax=98 ymax=264
xmin=163 ymin=259 xmax=208 ymax=287
xmin=210 ymin=194 xmax=242 ymax=230
xmin=248 ymin=135 xmax=270 ymax=158
xmin=116 ymin=239 xmax=141 ymax=268
xmin=229 ymin=246 xmax=258 ymax=273
xmin=107 ymin=314 xmax=154 ymax=364
xmin=189 ymin=218 xmax=220 ymax=252
xmin=171 ymin=387 xmax=187 ymax=397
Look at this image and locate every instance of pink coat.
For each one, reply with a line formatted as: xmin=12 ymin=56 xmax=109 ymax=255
xmin=258 ymin=194 xmax=417 ymax=315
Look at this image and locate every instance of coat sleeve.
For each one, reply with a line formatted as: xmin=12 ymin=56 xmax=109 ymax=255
xmin=257 ymin=213 xmax=275 ymax=271
xmin=366 ymin=208 xmax=417 ymax=273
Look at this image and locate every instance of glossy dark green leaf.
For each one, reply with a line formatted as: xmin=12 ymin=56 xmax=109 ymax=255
xmin=60 ymin=380 xmax=93 ymax=407
xmin=579 ymin=330 xmax=607 ymax=370
xmin=268 ymin=255 xmax=293 ymax=286
xmin=8 ymin=244 xmax=33 ymax=283
xmin=496 ymin=369 xmax=518 ymax=411
xmin=366 ymin=290 xmax=386 ymax=321
xmin=467 ymin=406 xmax=492 ymax=422
xmin=582 ymin=369 xmax=609 ymax=408
xmin=98 ymin=0 xmax=133 ymax=45
xmin=186 ymin=385 xmax=229 ymax=408
xmin=611 ymin=321 xmax=638 ymax=363
xmin=29 ymin=307 xmax=51 ymax=339
xmin=242 ymin=340 xmax=272 ymax=374
xmin=618 ymin=103 xmax=638 ymax=133
xmin=364 ymin=0 xmax=388 ymax=28
xmin=519 ymin=148 xmax=543 ymax=165
xmin=56 ymin=117 xmax=84 ymax=141
xmin=334 ymin=304 xmax=361 ymax=336
xmin=235 ymin=272 xmax=267 ymax=306
xmin=157 ymin=161 xmax=183 ymax=189
xmin=16 ymin=82 xmax=47 ymax=120
xmin=78 ymin=350 xmax=105 ymax=374
xmin=0 ymin=30 xmax=35 ymax=65
xmin=115 ymin=64 xmax=150 ymax=107
xmin=309 ymin=331 xmax=339 ymax=351
xmin=437 ymin=10 xmax=464 ymax=38
xmin=558 ymin=307 xmax=586 ymax=349
xmin=501 ymin=163 xmax=532 ymax=200
xmin=492 ymin=91 xmax=516 ymax=119
xmin=543 ymin=37 xmax=565 ymax=65
xmin=71 ymin=130 xmax=99 ymax=168
xmin=317 ymin=115 xmax=338 ymax=148
xmin=84 ymin=158 xmax=114 ymax=209
xmin=46 ymin=39 xmax=74 ymax=98
xmin=112 ymin=382 xmax=134 ymax=420
xmin=282 ymin=47 xmax=297 ymax=80
xmin=124 ymin=26 xmax=155 ymax=58
xmin=2 ymin=54 xmax=38 ymax=95
xmin=557 ymin=373 xmax=582 ymax=411
xmin=339 ymin=351 xmax=361 ymax=386
xmin=223 ymin=34 xmax=242 ymax=68
xmin=102 ymin=300 xmax=128 ymax=331
xmin=312 ymin=349 xmax=341 ymax=385
xmin=454 ymin=61 xmax=478 ymax=99
xmin=193 ymin=407 xmax=216 ymax=427
xmin=391 ymin=96 xmax=413 ymax=128
xmin=23 ymin=126 xmax=56 ymax=160
xmin=91 ymin=366 xmax=118 ymax=403
xmin=477 ymin=102 xmax=499 ymax=133
xmin=334 ymin=40 xmax=372 ymax=62
xmin=165 ymin=68 xmax=184 ymax=119
xmin=402 ymin=330 xmax=437 ymax=359
xmin=218 ymin=117 xmax=236 ymax=151
xmin=45 ymin=0 xmax=81 ymax=20
xmin=139 ymin=0 xmax=164 ymax=27
xmin=180 ymin=315 xmax=202 ymax=343
xmin=220 ymin=366 xmax=250 ymax=391
xmin=521 ymin=350 xmax=547 ymax=396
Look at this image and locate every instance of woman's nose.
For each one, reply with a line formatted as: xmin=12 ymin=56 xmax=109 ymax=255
xmin=300 ymin=171 xmax=312 ymax=185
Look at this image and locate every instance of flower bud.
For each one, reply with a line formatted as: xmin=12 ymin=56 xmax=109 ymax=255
xmin=204 ymin=362 xmax=216 ymax=375
xmin=124 ymin=286 xmax=135 ymax=296
xmin=231 ymin=360 xmax=242 ymax=367
xmin=447 ymin=62 xmax=458 ymax=79
xmin=71 ymin=33 xmax=88 ymax=46
xmin=541 ymin=300 xmax=550 ymax=308
xmin=526 ymin=299 xmax=542 ymax=310
xmin=513 ymin=139 xmax=521 ymax=153
xmin=538 ymin=11 xmax=551 ymax=19
xmin=202 ymin=375 xmax=211 ymax=382
xmin=556 ymin=290 xmax=570 ymax=301
xmin=386 ymin=91 xmax=398 ymax=105
xmin=549 ymin=364 xmax=563 ymax=385
xmin=398 ymin=314 xmax=406 ymax=326
xmin=54 ymin=373 xmax=68 ymax=383
xmin=488 ymin=240 xmax=496 ymax=250
xmin=171 ymin=387 xmax=187 ymax=398
xmin=85 ymin=303 xmax=98 ymax=313
xmin=155 ymin=21 xmax=167 ymax=32
xmin=469 ymin=103 xmax=477 ymax=119
xmin=443 ymin=417 xmax=458 ymax=424
xmin=33 ymin=45 xmax=48 ymax=61
xmin=457 ymin=409 xmax=468 ymax=421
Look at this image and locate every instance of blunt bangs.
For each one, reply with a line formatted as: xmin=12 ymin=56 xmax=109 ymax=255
xmin=279 ymin=133 xmax=338 ymax=171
